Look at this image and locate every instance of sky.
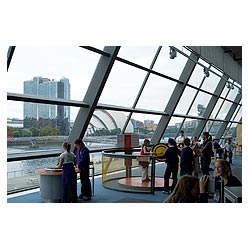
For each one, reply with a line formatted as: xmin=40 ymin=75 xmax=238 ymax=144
xmin=6 ymin=45 xmax=236 ymax=125
xmin=1 ymin=1 xmax=250 ymax=249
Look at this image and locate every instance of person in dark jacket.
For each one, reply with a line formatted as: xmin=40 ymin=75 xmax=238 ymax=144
xmin=158 ymin=138 xmax=181 ymax=194
xmin=74 ymin=138 xmax=92 ymax=200
xmin=200 ymin=132 xmax=213 ymax=175
xmin=180 ymin=138 xmax=195 ymax=176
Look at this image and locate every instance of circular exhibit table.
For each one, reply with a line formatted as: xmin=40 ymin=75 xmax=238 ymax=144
xmin=35 ymin=168 xmax=63 ymax=203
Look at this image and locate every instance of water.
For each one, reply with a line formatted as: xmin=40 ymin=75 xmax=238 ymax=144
xmin=7 ymin=138 xmax=152 ymax=177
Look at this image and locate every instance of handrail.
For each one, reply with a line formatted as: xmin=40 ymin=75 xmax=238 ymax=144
xmin=102 ymin=148 xmax=157 ymax=194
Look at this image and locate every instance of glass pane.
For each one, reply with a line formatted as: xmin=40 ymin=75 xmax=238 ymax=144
xmin=201 ymin=70 xmax=221 ymax=94
xmin=160 ymin=116 xmax=185 ymax=142
xmin=98 ymin=60 xmax=147 ymax=107
xmin=222 ymin=122 xmax=237 ymax=139
xmin=227 ymin=85 xmax=239 ymax=101
xmin=220 ymin=79 xmax=233 ymax=98
xmin=7 ymin=46 xmax=101 ymax=101
xmin=232 ymin=106 xmax=242 ymax=122
xmin=152 ymin=46 xmax=189 ymax=80
xmin=86 ymin=109 xmax=132 ymax=146
xmin=174 ymin=86 xmax=197 ymax=115
xmin=182 ymin=118 xmax=201 ymax=138
xmin=188 ymin=91 xmax=212 ymax=117
xmin=7 ymin=100 xmax=81 ymax=159
xmin=215 ymin=100 xmax=233 ymax=120
xmin=206 ymin=120 xmax=223 ymax=137
xmin=126 ymin=113 xmax=162 ymax=140
xmin=206 ymin=121 xmax=223 ymax=137
xmin=117 ymin=46 xmax=158 ymax=68
xmin=210 ymin=98 xmax=224 ymax=119
xmin=136 ymin=74 xmax=176 ymax=111
xmin=187 ymin=63 xmax=205 ymax=88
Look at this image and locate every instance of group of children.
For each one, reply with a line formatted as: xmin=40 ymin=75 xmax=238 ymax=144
xmin=138 ymin=133 xmax=239 ymax=197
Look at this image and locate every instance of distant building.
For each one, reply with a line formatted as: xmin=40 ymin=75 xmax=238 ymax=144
xmin=23 ymin=77 xmax=70 ymax=135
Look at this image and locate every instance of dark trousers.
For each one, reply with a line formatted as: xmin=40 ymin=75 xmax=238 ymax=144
xmin=63 ymin=183 xmax=77 ymax=203
xmin=164 ymin=163 xmax=178 ymax=191
xmin=62 ymin=164 xmax=77 ymax=203
xmin=79 ymin=167 xmax=92 ymax=197
xmin=201 ymin=156 xmax=211 ymax=175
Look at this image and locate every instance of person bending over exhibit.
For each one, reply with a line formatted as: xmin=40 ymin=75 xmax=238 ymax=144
xmin=158 ymin=138 xmax=181 ymax=194
xmin=164 ymin=175 xmax=208 ymax=203
xmin=214 ymin=159 xmax=241 ymax=187
xmin=74 ymin=138 xmax=92 ymax=201
xmin=55 ymin=142 xmax=78 ymax=203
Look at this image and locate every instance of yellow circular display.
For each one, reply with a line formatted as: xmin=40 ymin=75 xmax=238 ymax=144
xmin=152 ymin=143 xmax=168 ymax=162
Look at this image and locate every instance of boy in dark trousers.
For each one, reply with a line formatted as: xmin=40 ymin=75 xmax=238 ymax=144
xmin=180 ymin=138 xmax=195 ymax=176
xmin=158 ymin=138 xmax=181 ymax=194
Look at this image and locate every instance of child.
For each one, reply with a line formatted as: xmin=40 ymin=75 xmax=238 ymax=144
xmin=138 ymin=139 xmax=151 ymax=182
xmin=158 ymin=138 xmax=180 ymax=193
xmin=180 ymin=138 xmax=195 ymax=176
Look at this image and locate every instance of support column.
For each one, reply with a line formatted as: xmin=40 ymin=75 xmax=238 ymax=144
xmin=68 ymin=46 xmax=120 ymax=144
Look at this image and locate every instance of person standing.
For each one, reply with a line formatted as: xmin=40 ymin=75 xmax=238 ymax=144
xmin=138 ymin=139 xmax=151 ymax=182
xmin=180 ymin=138 xmax=195 ymax=176
xmin=191 ymin=136 xmax=201 ymax=177
xmin=224 ymin=138 xmax=233 ymax=164
xmin=55 ymin=142 xmax=78 ymax=203
xmin=176 ymin=130 xmax=186 ymax=148
xmin=158 ymin=138 xmax=181 ymax=194
xmin=74 ymin=138 xmax=92 ymax=200
xmin=200 ymin=132 xmax=213 ymax=175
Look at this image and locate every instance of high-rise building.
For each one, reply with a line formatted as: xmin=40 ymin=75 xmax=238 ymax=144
xmin=23 ymin=77 xmax=70 ymax=135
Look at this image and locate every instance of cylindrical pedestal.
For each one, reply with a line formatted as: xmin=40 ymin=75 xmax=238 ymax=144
xmin=35 ymin=169 xmax=63 ymax=203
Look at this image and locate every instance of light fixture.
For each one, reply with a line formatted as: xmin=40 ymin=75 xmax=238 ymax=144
xmin=238 ymin=88 xmax=241 ymax=94
xmin=169 ymin=47 xmax=177 ymax=59
xmin=226 ymin=82 xmax=231 ymax=88
xmin=231 ymin=84 xmax=234 ymax=90
xmin=203 ymin=67 xmax=210 ymax=77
